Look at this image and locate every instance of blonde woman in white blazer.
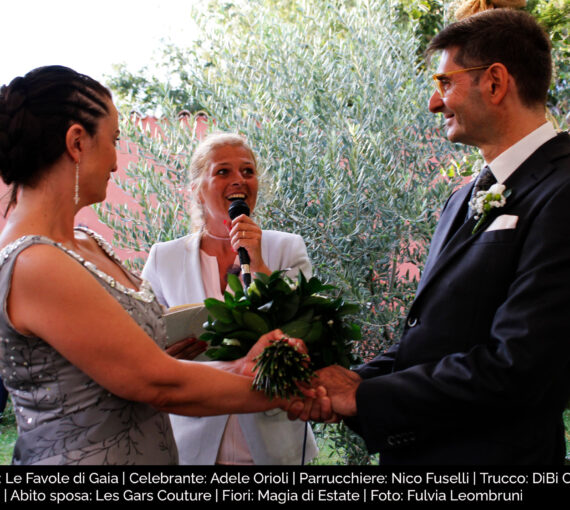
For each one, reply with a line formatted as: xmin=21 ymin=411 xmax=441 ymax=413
xmin=142 ymin=132 xmax=318 ymax=465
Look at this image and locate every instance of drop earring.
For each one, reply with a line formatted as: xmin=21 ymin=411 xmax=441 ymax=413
xmin=74 ymin=161 xmax=80 ymax=205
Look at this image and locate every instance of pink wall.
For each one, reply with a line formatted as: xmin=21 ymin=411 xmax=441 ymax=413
xmin=0 ymin=149 xmax=139 ymax=261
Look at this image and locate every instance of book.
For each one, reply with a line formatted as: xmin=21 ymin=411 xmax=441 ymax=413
xmin=162 ymin=303 xmax=209 ymax=347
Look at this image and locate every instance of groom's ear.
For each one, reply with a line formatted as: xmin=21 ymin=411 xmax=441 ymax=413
xmin=484 ymin=63 xmax=510 ymax=106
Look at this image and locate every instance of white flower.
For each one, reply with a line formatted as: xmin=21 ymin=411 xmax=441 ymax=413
xmin=470 ymin=183 xmax=511 ymax=234
xmin=488 ymin=183 xmax=506 ymax=195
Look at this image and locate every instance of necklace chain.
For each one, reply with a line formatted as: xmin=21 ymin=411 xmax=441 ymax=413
xmin=203 ymin=229 xmax=230 ymax=241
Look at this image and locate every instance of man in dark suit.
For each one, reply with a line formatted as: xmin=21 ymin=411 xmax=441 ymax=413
xmin=305 ymin=8 xmax=570 ymax=464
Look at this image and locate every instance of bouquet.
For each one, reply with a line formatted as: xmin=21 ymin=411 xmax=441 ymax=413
xmin=200 ymin=270 xmax=361 ymax=398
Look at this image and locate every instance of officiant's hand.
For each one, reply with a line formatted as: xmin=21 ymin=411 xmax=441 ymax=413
xmin=228 ymin=215 xmax=271 ymax=276
xmin=166 ymin=337 xmax=208 ymax=360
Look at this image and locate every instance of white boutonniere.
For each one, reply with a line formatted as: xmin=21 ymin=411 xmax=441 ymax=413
xmin=470 ymin=183 xmax=512 ymax=234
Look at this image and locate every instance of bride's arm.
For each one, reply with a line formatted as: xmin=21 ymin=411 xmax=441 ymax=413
xmin=7 ymin=244 xmax=292 ymax=417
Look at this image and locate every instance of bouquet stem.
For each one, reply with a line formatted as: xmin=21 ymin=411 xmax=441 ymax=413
xmin=252 ymin=339 xmax=315 ymax=399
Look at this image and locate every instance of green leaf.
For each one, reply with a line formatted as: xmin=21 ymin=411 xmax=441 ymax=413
xmin=274 ymin=293 xmax=300 ymax=323
xmin=254 ymin=272 xmax=270 ymax=285
xmin=198 ymin=332 xmax=218 ymax=342
xmin=297 ymin=270 xmax=308 ymax=289
xmin=224 ymin=291 xmax=235 ymax=307
xmin=337 ymin=303 xmax=360 ymax=316
xmin=269 ymin=278 xmax=295 ymax=295
xmin=345 ymin=323 xmax=362 ymax=340
xmin=304 ymin=321 xmax=323 ymax=344
xmin=252 ymin=279 xmax=269 ymax=298
xmin=210 ymin=318 xmax=238 ymax=333
xmin=302 ymin=295 xmax=334 ymax=308
xmin=228 ymin=330 xmax=259 ymax=342
xmin=268 ymin=269 xmax=288 ymax=282
xmin=280 ymin=320 xmax=311 ymax=338
xmin=204 ymin=298 xmax=234 ymax=323
xmin=292 ymin=308 xmax=314 ymax=323
xmin=242 ymin=311 xmax=270 ymax=335
xmin=231 ymin=309 xmax=245 ymax=326
xmin=227 ymin=273 xmax=243 ymax=294
xmin=307 ymin=276 xmax=336 ymax=294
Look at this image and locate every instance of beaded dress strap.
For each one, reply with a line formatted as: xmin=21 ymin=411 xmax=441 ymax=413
xmin=0 ymin=231 xmax=155 ymax=303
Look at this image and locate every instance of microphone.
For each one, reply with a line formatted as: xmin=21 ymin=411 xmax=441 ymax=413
xmin=228 ymin=199 xmax=252 ymax=289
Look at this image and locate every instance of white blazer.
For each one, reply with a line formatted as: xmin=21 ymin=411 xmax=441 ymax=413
xmin=142 ymin=230 xmax=318 ymax=465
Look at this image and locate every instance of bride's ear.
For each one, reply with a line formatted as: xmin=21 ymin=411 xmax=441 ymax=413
xmin=65 ymin=123 xmax=87 ymax=162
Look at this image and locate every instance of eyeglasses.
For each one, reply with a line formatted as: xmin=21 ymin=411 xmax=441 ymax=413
xmin=432 ymin=65 xmax=491 ymax=97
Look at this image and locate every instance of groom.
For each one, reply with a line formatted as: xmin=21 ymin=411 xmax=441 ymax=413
xmin=305 ymin=8 xmax=570 ymax=464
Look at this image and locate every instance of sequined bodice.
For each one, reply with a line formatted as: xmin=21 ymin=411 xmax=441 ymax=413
xmin=0 ymin=228 xmax=177 ymax=465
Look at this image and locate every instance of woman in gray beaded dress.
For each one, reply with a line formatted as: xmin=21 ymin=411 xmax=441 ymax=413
xmin=0 ymin=66 xmax=320 ymax=465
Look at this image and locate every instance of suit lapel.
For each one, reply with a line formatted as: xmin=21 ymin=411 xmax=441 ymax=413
xmin=417 ymin=183 xmax=472 ymax=293
xmin=416 ymin=132 xmax=569 ymax=300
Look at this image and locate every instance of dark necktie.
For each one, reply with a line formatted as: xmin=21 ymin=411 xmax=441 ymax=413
xmin=467 ymin=166 xmax=496 ymax=219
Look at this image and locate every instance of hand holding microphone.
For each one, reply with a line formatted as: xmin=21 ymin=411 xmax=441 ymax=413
xmin=228 ymin=199 xmax=252 ymax=288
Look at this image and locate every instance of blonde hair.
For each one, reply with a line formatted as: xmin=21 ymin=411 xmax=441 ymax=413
xmin=452 ymin=0 xmax=526 ymax=20
xmin=188 ymin=132 xmax=259 ymax=232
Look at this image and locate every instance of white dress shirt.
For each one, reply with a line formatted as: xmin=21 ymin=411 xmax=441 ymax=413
xmin=487 ymin=122 xmax=557 ymax=183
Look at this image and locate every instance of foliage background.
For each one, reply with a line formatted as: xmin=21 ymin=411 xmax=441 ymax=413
xmin=98 ymin=0 xmax=568 ymax=464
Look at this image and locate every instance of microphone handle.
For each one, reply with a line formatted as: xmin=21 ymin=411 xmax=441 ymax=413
xmin=237 ymin=247 xmax=252 ymax=288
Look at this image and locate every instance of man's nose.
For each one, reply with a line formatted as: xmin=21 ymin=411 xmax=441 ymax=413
xmin=428 ymin=89 xmax=444 ymax=113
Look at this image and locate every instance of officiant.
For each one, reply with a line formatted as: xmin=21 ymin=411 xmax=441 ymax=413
xmin=142 ymin=132 xmax=318 ymax=465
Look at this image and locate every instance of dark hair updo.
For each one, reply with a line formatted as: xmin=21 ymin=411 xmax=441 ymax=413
xmin=0 ymin=65 xmax=112 ymax=204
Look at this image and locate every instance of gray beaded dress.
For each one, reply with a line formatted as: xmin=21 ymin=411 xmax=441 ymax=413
xmin=0 ymin=228 xmax=178 ymax=464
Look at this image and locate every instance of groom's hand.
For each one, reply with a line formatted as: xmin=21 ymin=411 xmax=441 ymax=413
xmin=287 ymin=365 xmax=361 ymax=421
xmin=286 ymin=385 xmax=336 ymax=422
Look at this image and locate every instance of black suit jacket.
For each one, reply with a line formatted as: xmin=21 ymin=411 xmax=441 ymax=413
xmin=349 ymin=132 xmax=570 ymax=464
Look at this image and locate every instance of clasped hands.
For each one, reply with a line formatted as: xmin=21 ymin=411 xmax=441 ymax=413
xmin=285 ymin=364 xmax=361 ymax=423
xmin=245 ymin=329 xmax=361 ymax=423
xmin=168 ymin=328 xmax=361 ymax=422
